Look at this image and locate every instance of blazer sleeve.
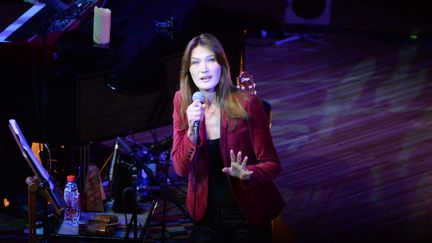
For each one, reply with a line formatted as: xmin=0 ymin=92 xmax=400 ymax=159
xmin=242 ymin=94 xmax=281 ymax=188
xmin=171 ymin=91 xmax=198 ymax=177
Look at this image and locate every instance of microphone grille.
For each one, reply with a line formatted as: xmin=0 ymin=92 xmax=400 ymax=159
xmin=192 ymin=91 xmax=204 ymax=103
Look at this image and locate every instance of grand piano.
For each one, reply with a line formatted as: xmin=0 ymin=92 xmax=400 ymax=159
xmin=1 ymin=0 xmax=282 ymax=145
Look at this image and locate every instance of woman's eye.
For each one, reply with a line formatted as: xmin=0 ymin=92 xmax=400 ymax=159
xmin=191 ymin=60 xmax=199 ymax=65
xmin=208 ymin=57 xmax=216 ymax=62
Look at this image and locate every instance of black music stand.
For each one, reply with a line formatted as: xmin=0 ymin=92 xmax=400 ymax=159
xmin=8 ymin=119 xmax=66 ymax=242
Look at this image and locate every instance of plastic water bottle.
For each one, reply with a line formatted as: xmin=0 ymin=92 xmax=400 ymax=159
xmin=63 ymin=175 xmax=80 ymax=226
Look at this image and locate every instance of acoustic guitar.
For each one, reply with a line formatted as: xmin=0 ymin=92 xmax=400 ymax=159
xmin=236 ymin=70 xmax=273 ymax=127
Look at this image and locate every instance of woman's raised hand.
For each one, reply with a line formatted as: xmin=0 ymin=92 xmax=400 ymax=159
xmin=222 ymin=150 xmax=253 ymax=180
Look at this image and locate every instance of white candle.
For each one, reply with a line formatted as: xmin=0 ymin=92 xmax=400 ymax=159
xmin=93 ymin=6 xmax=111 ymax=45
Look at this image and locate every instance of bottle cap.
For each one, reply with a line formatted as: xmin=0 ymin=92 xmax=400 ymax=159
xmin=67 ymin=175 xmax=76 ymax=182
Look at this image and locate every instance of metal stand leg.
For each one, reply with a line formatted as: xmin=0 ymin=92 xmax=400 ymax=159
xmin=275 ymin=33 xmax=331 ymax=47
xmin=26 ymin=176 xmax=40 ymax=243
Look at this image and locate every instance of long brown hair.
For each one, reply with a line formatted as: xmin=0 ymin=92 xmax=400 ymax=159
xmin=179 ymin=33 xmax=247 ymax=127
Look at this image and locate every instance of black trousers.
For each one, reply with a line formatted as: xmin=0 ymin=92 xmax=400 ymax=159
xmin=188 ymin=206 xmax=272 ymax=243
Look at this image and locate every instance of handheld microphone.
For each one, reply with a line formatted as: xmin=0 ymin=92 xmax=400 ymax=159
xmin=192 ymin=91 xmax=204 ymax=143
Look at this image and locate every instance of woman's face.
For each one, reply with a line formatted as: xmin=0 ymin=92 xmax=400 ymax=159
xmin=189 ymin=45 xmax=221 ymax=92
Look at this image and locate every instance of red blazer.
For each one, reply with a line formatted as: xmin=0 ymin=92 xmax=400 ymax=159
xmin=171 ymin=90 xmax=285 ymax=225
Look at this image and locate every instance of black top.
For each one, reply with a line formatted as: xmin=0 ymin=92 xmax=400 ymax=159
xmin=207 ymin=138 xmax=237 ymax=208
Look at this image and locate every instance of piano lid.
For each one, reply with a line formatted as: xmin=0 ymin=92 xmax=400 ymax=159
xmin=0 ymin=3 xmax=47 ymax=42
xmin=0 ymin=0 xmax=99 ymax=43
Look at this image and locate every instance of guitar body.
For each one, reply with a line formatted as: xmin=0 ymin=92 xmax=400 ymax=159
xmin=236 ymin=71 xmax=272 ymax=127
xmin=236 ymin=71 xmax=256 ymax=94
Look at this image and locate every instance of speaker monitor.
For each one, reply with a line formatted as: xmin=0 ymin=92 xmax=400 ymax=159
xmin=284 ymin=0 xmax=332 ymax=25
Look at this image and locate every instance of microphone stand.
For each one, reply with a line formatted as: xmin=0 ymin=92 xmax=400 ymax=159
xmin=117 ymin=137 xmax=191 ymax=242
xmin=124 ymin=166 xmax=138 ymax=241
xmin=109 ymin=140 xmax=119 ymax=194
